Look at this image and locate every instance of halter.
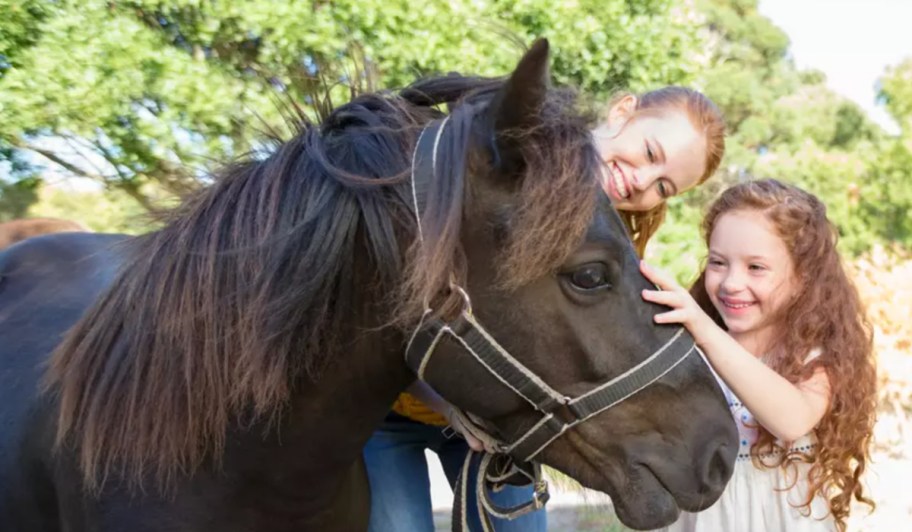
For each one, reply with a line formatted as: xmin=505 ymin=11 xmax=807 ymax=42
xmin=405 ymin=118 xmax=698 ymax=529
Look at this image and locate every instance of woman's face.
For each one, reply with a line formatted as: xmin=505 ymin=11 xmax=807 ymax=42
xmin=594 ymin=98 xmax=707 ymax=212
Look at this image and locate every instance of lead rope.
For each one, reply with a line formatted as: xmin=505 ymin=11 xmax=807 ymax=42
xmin=447 ymin=408 xmax=548 ymax=531
xmin=451 ymin=450 xmax=549 ymax=532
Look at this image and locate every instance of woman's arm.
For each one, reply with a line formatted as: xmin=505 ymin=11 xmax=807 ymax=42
xmin=640 ymin=261 xmax=830 ymax=442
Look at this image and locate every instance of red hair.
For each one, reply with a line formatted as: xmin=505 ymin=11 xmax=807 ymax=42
xmin=610 ymin=86 xmax=726 ymax=255
xmin=690 ymin=179 xmax=877 ymax=530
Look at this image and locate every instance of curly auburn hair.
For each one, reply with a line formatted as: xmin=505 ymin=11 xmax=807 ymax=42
xmin=606 ymin=86 xmax=726 ymax=256
xmin=690 ymin=179 xmax=877 ymax=530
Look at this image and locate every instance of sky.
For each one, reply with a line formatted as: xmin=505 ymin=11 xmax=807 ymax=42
xmin=758 ymin=0 xmax=912 ymax=134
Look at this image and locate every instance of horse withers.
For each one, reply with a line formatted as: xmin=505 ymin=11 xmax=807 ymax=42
xmin=0 ymin=40 xmax=736 ymax=531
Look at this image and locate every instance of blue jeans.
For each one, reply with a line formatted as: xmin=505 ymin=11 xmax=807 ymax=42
xmin=364 ymin=413 xmax=547 ymax=532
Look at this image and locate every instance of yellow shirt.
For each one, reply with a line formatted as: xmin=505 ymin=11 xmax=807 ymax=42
xmin=391 ymin=392 xmax=449 ymax=426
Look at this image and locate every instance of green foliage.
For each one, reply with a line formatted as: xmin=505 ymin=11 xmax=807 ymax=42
xmin=0 ymin=0 xmax=701 ymax=216
xmin=0 ymin=140 xmax=43 ymax=220
xmin=645 ymin=0 xmax=910 ymax=281
xmin=695 ymin=0 xmax=794 ymax=142
xmin=861 ymin=138 xmax=912 ymax=246
xmin=0 ymin=1 xmax=271 ymax=206
xmin=750 ymin=141 xmax=869 ymax=253
xmin=879 ymin=58 xmax=912 ymax=131
xmin=0 ymin=0 xmax=52 ymax=77
xmin=0 ymin=176 xmax=41 ymax=222
xmin=648 ymin=198 xmax=707 ymax=285
xmin=26 ymin=183 xmax=155 ymax=234
xmin=867 ymin=58 xmax=912 ymax=249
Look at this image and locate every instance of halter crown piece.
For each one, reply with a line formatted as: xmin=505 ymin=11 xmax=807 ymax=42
xmin=405 ymin=118 xmax=701 ymax=531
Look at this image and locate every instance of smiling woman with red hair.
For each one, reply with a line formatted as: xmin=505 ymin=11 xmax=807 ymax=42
xmin=596 ymin=85 xmax=726 ymax=255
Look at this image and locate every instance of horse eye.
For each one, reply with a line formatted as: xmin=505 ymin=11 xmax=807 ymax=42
xmin=568 ymin=263 xmax=611 ymax=291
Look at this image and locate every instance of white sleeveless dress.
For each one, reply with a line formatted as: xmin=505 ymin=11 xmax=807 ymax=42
xmin=655 ymin=350 xmax=836 ymax=532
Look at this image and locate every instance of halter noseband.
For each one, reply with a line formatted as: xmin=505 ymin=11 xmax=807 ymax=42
xmin=405 ymin=285 xmax=696 ymax=462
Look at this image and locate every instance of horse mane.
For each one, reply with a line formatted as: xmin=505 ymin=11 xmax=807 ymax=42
xmin=44 ymin=73 xmax=599 ymax=492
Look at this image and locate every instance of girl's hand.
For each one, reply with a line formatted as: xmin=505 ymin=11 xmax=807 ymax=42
xmin=639 ymin=261 xmax=716 ymax=345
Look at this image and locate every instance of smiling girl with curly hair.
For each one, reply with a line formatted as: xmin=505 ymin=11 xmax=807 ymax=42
xmin=642 ymin=178 xmax=877 ymax=531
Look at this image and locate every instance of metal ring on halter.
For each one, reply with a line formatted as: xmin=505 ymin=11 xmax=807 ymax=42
xmin=449 ymin=281 xmax=474 ymax=317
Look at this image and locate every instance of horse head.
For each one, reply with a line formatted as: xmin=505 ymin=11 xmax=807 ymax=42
xmin=400 ymin=40 xmax=737 ymax=529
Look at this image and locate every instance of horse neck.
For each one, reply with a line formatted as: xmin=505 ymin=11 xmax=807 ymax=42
xmin=225 ymin=247 xmax=415 ymax=483
xmin=289 ymin=325 xmax=413 ymax=462
xmin=206 ymin=316 xmax=411 ymax=532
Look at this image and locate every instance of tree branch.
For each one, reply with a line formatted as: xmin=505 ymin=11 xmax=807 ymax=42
xmin=117 ymin=181 xmax=156 ymax=212
xmin=12 ymin=139 xmax=108 ymax=182
xmin=12 ymin=137 xmax=158 ymax=212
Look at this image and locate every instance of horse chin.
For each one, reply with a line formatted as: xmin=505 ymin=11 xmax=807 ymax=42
xmin=600 ymin=465 xmax=681 ymax=530
xmin=539 ymin=446 xmax=682 ymax=530
xmin=608 ymin=464 xmax=681 ymax=529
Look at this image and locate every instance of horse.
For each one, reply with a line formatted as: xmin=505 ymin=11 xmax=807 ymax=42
xmin=0 ymin=40 xmax=737 ymax=532
xmin=0 ymin=217 xmax=89 ymax=251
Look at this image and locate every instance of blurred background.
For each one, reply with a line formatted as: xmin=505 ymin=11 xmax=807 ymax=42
xmin=1 ymin=0 xmax=909 ymax=529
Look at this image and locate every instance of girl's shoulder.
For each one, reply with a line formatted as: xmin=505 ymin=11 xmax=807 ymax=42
xmin=803 ymin=347 xmax=823 ymax=364
xmin=761 ymin=347 xmax=823 ymax=367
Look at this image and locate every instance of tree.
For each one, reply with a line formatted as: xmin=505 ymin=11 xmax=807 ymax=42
xmin=26 ymin=182 xmax=154 ymax=234
xmin=0 ymin=176 xmax=41 ymax=222
xmin=653 ymin=0 xmax=892 ymax=267
xmin=0 ymin=0 xmax=52 ymax=78
xmin=0 ymin=0 xmax=701 ymax=210
xmin=862 ymin=57 xmax=912 ymax=248
xmin=879 ymin=58 xmax=912 ymax=133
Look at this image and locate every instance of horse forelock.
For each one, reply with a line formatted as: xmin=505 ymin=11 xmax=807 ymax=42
xmin=499 ymin=89 xmax=601 ymax=288
xmin=396 ymin=83 xmax=600 ymax=322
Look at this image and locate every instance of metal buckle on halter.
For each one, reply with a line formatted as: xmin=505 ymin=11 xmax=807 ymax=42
xmin=532 ymin=479 xmax=550 ymax=509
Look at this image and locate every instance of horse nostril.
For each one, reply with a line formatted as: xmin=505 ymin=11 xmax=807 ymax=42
xmin=701 ymin=442 xmax=735 ymax=492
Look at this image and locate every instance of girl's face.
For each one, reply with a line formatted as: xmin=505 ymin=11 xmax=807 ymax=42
xmin=703 ymin=209 xmax=797 ymax=352
xmin=594 ymin=97 xmax=707 ymax=212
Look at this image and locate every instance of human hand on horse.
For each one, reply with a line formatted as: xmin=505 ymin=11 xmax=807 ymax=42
xmin=407 ymin=381 xmax=498 ymax=453
xmin=639 ymin=260 xmax=718 ymax=347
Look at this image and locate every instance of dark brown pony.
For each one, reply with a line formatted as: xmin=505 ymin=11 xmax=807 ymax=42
xmin=0 ymin=41 xmax=736 ymax=531
xmin=0 ymin=217 xmax=88 ymax=251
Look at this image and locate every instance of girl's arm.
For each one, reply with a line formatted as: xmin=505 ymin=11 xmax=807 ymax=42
xmin=640 ymin=262 xmax=831 ymax=442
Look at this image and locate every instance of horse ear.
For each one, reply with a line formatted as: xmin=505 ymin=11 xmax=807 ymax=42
xmin=488 ymin=39 xmax=550 ymax=176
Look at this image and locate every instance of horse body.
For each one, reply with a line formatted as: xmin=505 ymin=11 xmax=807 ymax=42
xmin=0 ymin=233 xmax=124 ymax=530
xmin=0 ymin=41 xmax=737 ymax=531
xmin=0 ymin=232 xmax=410 ymax=531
